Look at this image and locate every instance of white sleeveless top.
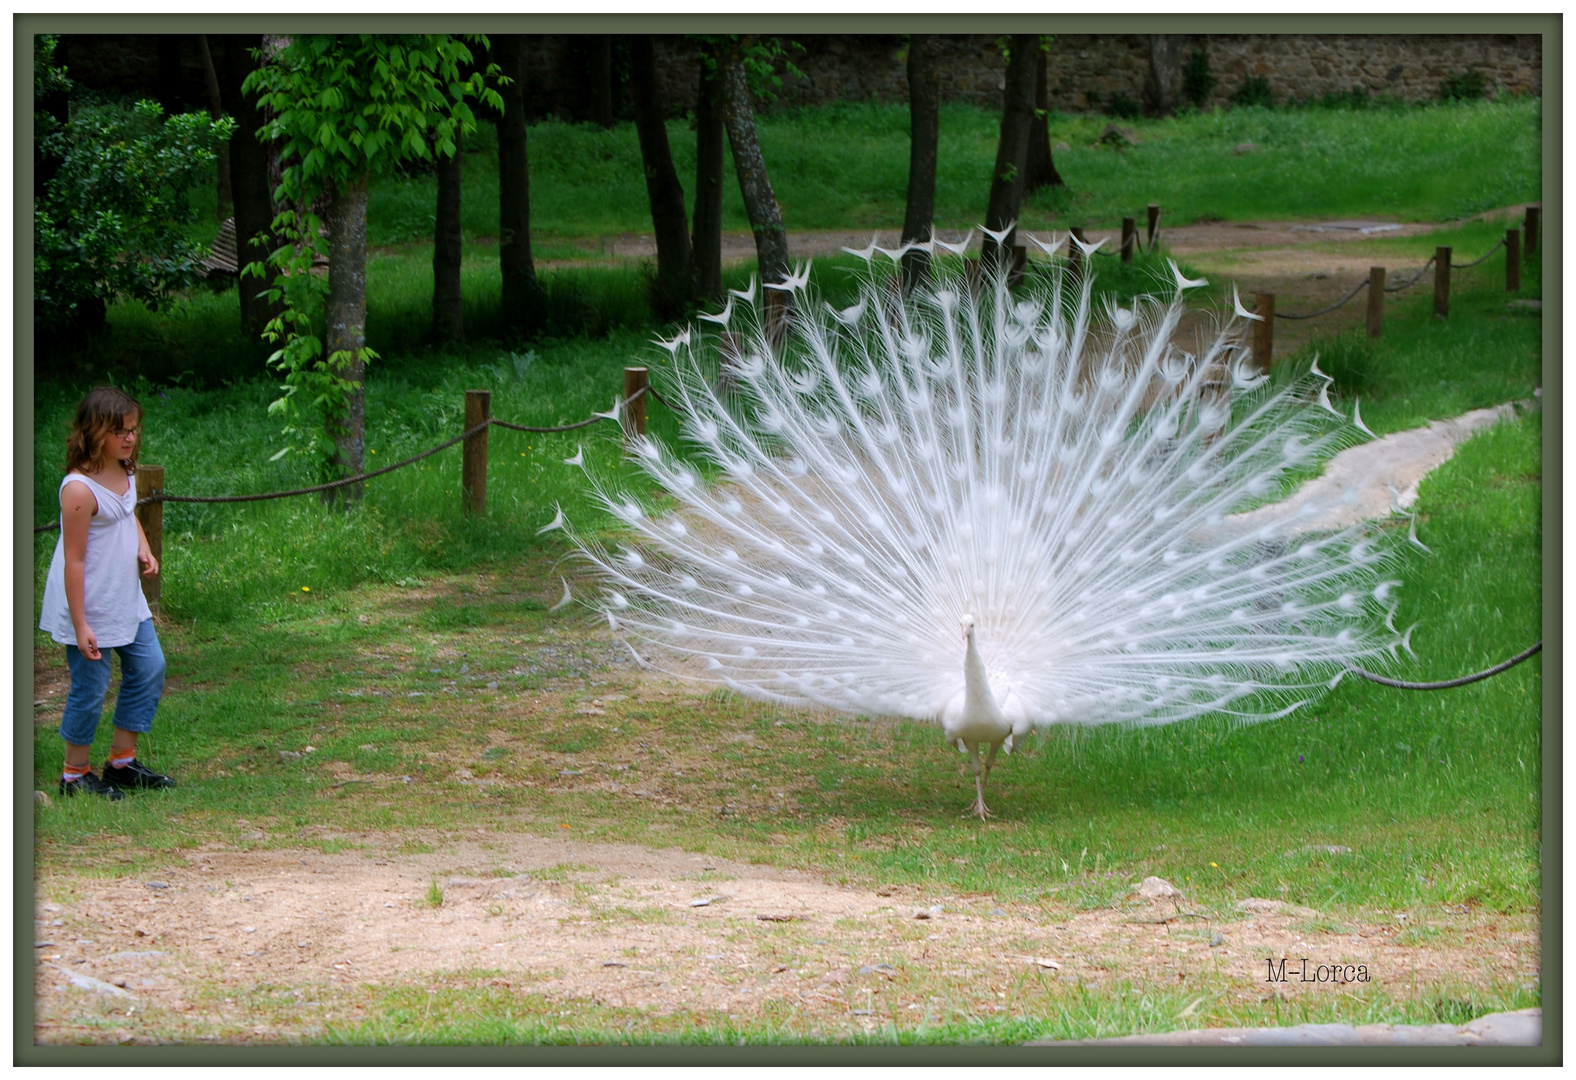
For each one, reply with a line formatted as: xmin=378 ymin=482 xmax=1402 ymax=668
xmin=38 ymin=473 xmax=152 ymax=648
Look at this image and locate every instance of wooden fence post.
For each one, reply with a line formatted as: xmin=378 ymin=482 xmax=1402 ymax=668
xmin=622 ymin=367 xmax=648 ymax=452
xmin=135 ymin=465 xmax=163 ymax=616
xmin=1523 ymin=204 xmax=1539 ymax=260
xmin=1146 ymin=203 xmax=1160 ymax=250
xmin=1252 ymin=293 xmax=1274 ymax=372
xmin=462 ymin=389 xmax=489 ymax=516
xmin=1505 ymin=228 xmax=1521 ymax=291
xmin=1367 ymin=267 xmax=1385 ymax=339
xmin=1121 ymin=217 xmax=1136 ymax=264
xmin=1434 ymin=246 xmax=1451 ymax=317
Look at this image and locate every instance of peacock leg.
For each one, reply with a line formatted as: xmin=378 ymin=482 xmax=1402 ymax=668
xmin=983 ymin=738 xmax=1003 ymax=779
xmin=965 ymin=743 xmax=992 ymax=819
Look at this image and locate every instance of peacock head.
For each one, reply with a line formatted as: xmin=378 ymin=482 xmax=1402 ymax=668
xmin=960 ymin=613 xmax=976 ymax=641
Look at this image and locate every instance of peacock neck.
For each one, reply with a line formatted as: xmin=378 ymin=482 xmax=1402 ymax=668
xmin=963 ymin=627 xmax=1002 ymax=717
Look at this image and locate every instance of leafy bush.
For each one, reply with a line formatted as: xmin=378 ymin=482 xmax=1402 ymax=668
xmin=1102 ymin=90 xmax=1142 ymax=120
xmin=1182 ymin=50 xmax=1217 ymax=108
xmin=33 ymin=36 xmax=231 ymax=341
xmin=1439 ymin=69 xmax=1488 ymax=102
xmin=1231 ymin=75 xmax=1276 ymax=109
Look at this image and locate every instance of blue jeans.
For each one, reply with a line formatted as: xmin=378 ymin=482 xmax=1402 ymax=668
xmin=59 ymin=618 xmax=165 ymax=747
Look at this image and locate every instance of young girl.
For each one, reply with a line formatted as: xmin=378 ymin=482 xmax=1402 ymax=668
xmin=38 ymin=386 xmax=175 ymax=799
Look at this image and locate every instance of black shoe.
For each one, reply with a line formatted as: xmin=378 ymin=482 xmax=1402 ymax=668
xmin=102 ymin=759 xmax=176 ymax=791
xmin=59 ymin=771 xmax=125 ymax=801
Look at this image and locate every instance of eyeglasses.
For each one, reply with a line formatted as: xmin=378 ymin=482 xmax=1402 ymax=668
xmin=113 ymin=427 xmax=141 ymax=439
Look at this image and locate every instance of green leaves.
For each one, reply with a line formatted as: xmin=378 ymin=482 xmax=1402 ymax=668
xmin=33 ymin=42 xmax=232 ymax=336
xmin=241 ymin=35 xmax=502 ymax=475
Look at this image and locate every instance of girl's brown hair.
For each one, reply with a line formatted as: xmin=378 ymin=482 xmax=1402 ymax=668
xmin=65 ymin=386 xmax=143 ymax=476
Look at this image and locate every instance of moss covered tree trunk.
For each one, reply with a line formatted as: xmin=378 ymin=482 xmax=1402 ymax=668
xmin=982 ymin=34 xmax=1038 ymax=275
xmin=901 ymin=33 xmax=939 ymax=288
xmin=1022 ymin=42 xmax=1065 ymax=195
xmin=719 ymin=47 xmax=789 ymax=288
xmin=690 ymin=48 xmax=726 ymax=306
xmin=325 ymin=176 xmax=369 ymax=504
xmin=629 ymin=34 xmax=691 ymax=319
xmin=495 ymin=34 xmax=538 ymax=339
xmin=221 ymin=33 xmax=283 ymax=338
xmin=432 ymin=129 xmax=464 ymax=343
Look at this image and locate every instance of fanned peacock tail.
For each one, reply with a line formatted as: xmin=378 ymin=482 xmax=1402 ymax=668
xmin=563 ymin=245 xmax=1407 ymax=736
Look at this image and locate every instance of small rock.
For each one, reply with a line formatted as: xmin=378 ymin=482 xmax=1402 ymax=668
xmin=1237 ymin=897 xmax=1321 ymax=918
xmin=690 ymin=898 xmax=712 ymax=908
xmin=243 ymin=926 xmax=257 ymax=933
xmin=914 ymin=904 xmax=944 ymax=920
xmin=1292 ymin=844 xmax=1353 ymax=856
xmin=34 ymin=791 xmax=50 ymax=807
xmin=34 ymin=941 xmax=53 ymax=948
xmin=486 ymin=681 xmax=499 ymax=691
xmin=1210 ymin=931 xmax=1225 ymax=947
xmin=1054 ymin=141 xmax=1071 ymax=151
xmin=278 ymin=751 xmax=301 ymax=762
xmin=1098 ymin=123 xmax=1141 ymax=147
xmin=1232 ymin=141 xmax=1259 ymax=155
xmin=144 ymin=882 xmax=169 ymax=891
xmin=1137 ymin=876 xmax=1182 ymax=899
xmin=820 ymin=966 xmax=851 ymax=985
xmin=989 ymin=907 xmax=1007 ymax=917
xmin=453 ymin=767 xmax=475 ymax=780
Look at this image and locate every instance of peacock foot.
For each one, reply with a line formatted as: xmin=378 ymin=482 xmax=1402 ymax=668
xmin=964 ymin=799 xmax=993 ymax=820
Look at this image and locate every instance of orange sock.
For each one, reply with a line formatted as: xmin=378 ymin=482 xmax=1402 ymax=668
xmin=62 ymin=761 xmax=90 ymax=781
xmin=108 ymin=749 xmax=136 ymax=769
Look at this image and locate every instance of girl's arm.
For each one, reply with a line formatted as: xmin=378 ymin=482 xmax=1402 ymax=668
xmin=135 ymin=515 xmax=159 ymax=578
xmin=60 ymin=480 xmax=101 ymax=661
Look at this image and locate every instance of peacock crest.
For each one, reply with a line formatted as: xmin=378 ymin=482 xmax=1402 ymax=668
xmin=557 ymin=239 xmax=1407 ymax=817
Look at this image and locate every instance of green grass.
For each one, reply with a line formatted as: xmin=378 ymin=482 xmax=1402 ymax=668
xmin=359 ymin=98 xmax=1539 ymax=244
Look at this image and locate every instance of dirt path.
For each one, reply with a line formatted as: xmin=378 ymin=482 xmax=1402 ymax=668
xmin=32 ymin=208 xmax=1540 ymax=1045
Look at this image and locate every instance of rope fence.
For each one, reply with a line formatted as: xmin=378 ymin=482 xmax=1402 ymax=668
xmin=34 ymin=385 xmax=657 ymax=534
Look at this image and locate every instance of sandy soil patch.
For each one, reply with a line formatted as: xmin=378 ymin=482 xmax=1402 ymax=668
xmin=33 ymin=830 xmax=1538 ymax=1044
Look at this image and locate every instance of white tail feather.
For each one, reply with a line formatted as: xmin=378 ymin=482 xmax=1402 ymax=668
xmin=570 ymin=257 xmax=1404 ymax=741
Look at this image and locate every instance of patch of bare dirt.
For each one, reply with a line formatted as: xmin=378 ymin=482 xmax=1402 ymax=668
xmin=33 ymin=831 xmax=1539 ymax=1044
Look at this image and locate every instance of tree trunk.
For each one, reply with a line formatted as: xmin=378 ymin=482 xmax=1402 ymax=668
xmin=220 ymin=33 xmax=282 ymax=339
xmin=901 ymin=33 xmax=939 ymax=288
xmin=432 ymin=128 xmax=464 ymax=343
xmin=324 ymin=176 xmax=369 ymax=503
xmin=495 ymin=34 xmax=538 ymax=339
xmin=629 ymin=35 xmax=691 ymax=319
xmin=1022 ymin=42 xmax=1065 ymax=195
xmin=719 ymin=45 xmax=789 ymax=288
xmin=1147 ymin=34 xmax=1184 ymax=117
xmin=590 ymin=35 xmax=615 ymax=128
xmin=982 ymin=34 xmax=1039 ymax=274
xmin=195 ymin=34 xmax=233 ymax=221
xmin=690 ymin=48 xmax=726 ymax=305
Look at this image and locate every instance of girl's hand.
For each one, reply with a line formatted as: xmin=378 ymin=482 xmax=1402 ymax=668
xmin=139 ymin=547 xmax=160 ymax=578
xmin=75 ymin=624 xmax=101 ymax=662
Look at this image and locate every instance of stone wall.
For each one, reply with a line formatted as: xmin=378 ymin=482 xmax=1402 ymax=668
xmin=51 ymin=32 xmax=1541 ymax=121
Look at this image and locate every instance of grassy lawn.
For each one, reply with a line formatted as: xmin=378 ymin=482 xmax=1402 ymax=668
xmin=30 ymin=97 xmax=1543 ymax=1044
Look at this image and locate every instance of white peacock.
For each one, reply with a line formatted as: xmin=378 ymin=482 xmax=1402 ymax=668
xmin=553 ymin=237 xmax=1407 ymax=818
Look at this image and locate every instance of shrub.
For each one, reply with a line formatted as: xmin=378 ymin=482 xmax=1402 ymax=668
xmin=33 ymin=36 xmax=231 ymax=342
xmin=1439 ymin=69 xmax=1488 ymax=102
xmin=1182 ymin=50 xmax=1217 ymax=108
xmin=1231 ymin=75 xmax=1275 ymax=109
